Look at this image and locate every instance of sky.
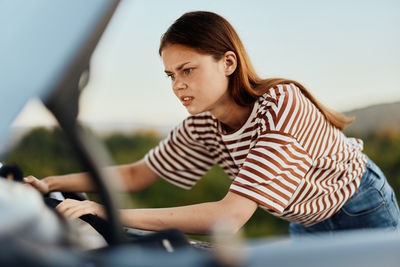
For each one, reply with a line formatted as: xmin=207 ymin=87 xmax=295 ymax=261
xmin=12 ymin=0 xmax=400 ymax=131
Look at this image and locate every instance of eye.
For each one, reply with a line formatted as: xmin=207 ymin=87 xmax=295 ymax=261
xmin=166 ymin=73 xmax=176 ymax=81
xmin=183 ymin=68 xmax=194 ymax=75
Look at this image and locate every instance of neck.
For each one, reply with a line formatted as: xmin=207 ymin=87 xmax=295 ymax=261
xmin=213 ymin=102 xmax=253 ymax=133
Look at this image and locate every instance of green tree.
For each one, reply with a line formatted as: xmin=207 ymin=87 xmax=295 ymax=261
xmin=4 ymin=127 xmax=83 ymax=177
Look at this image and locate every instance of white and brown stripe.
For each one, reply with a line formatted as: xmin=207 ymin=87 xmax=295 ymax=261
xmin=145 ymin=83 xmax=367 ymax=225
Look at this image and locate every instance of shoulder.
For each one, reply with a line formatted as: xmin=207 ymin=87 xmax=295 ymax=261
xmin=171 ymin=112 xmax=218 ymax=141
xmin=255 ymin=83 xmax=309 ymax=132
xmin=182 ymin=112 xmax=218 ymax=131
xmin=256 ymin=83 xmax=304 ymax=115
xmin=259 ymin=83 xmax=302 ymax=104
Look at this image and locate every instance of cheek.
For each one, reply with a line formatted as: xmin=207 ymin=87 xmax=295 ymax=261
xmin=209 ymin=72 xmax=229 ymax=95
xmin=199 ymin=67 xmax=228 ymax=92
xmin=214 ymin=63 xmax=230 ymax=89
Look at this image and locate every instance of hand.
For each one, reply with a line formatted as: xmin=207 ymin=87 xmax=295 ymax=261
xmin=56 ymin=199 xmax=106 ymax=220
xmin=23 ymin=175 xmax=50 ymax=195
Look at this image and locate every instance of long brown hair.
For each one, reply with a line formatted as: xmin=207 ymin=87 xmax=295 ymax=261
xmin=159 ymin=11 xmax=354 ymax=130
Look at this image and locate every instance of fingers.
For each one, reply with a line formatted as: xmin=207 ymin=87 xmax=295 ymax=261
xmin=56 ymin=199 xmax=105 ymax=220
xmin=23 ymin=175 xmax=49 ymax=194
xmin=23 ymin=175 xmax=41 ymax=189
xmin=23 ymin=175 xmax=37 ymax=184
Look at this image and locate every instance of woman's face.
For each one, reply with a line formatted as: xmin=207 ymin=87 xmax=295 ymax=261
xmin=161 ymin=44 xmax=235 ymax=116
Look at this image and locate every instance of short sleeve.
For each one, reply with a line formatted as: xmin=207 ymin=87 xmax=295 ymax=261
xmin=145 ymin=118 xmax=216 ymax=189
xmin=229 ymin=131 xmax=312 ymax=214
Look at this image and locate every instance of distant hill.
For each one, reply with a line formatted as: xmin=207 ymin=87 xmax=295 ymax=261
xmin=344 ymin=101 xmax=400 ymax=136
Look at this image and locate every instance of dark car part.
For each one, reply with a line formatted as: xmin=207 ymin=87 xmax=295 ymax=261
xmin=0 ymin=163 xmax=24 ymax=182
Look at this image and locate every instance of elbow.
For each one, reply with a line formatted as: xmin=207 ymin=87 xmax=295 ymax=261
xmin=213 ymin=192 xmax=257 ymax=235
xmin=229 ymin=213 xmax=248 ymax=234
xmin=213 ymin=209 xmax=251 ymax=236
xmin=211 ymin=214 xmax=247 ymax=237
xmin=228 ymin=223 xmax=244 ymax=235
xmin=231 ymin=215 xmax=249 ymax=234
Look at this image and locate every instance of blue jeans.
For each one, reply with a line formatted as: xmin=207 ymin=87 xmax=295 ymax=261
xmin=289 ymin=157 xmax=400 ymax=236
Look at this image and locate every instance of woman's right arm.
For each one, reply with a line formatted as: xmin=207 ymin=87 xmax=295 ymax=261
xmin=23 ymin=159 xmax=160 ymax=194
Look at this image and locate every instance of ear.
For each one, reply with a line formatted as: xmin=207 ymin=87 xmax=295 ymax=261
xmin=223 ymin=51 xmax=237 ymax=76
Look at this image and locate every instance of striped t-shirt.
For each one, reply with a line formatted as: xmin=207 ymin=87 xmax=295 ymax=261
xmin=145 ymin=83 xmax=367 ymax=225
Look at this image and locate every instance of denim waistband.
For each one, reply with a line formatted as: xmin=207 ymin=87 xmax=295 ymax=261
xmin=360 ymin=156 xmax=386 ymax=190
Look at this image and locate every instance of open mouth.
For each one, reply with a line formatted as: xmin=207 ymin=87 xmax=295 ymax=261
xmin=181 ymin=96 xmax=194 ymax=106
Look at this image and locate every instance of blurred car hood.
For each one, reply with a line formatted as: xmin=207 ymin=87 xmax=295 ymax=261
xmin=0 ymin=0 xmax=119 ymax=152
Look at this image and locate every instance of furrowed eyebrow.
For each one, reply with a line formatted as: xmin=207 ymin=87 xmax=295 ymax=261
xmin=164 ymin=61 xmax=191 ymax=74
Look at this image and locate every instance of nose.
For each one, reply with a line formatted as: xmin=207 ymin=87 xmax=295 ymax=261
xmin=172 ymin=76 xmax=187 ymax=92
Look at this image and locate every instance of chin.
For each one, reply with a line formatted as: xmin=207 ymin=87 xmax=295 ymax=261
xmin=187 ymin=110 xmax=199 ymax=115
xmin=186 ymin=107 xmax=204 ymax=115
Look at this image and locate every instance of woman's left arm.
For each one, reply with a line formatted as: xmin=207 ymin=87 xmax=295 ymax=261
xmin=56 ymin=191 xmax=258 ymax=235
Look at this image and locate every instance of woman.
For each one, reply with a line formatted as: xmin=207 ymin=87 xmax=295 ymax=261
xmin=24 ymin=11 xmax=400 ymax=236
